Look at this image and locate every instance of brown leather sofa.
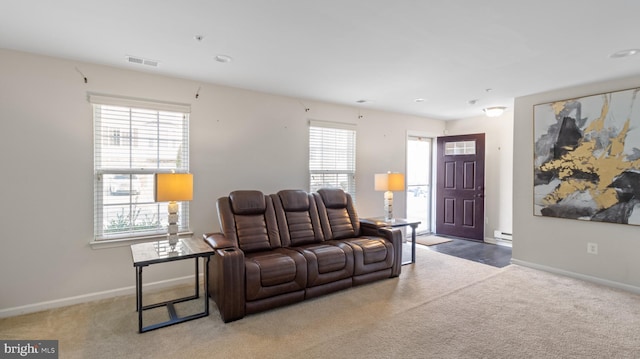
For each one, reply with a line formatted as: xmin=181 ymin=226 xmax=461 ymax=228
xmin=203 ymin=188 xmax=402 ymax=322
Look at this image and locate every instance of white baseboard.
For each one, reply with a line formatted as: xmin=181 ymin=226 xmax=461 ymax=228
xmin=0 ymin=275 xmax=201 ymax=319
xmin=511 ymin=259 xmax=640 ymax=295
xmin=484 ymin=237 xmax=512 ymax=247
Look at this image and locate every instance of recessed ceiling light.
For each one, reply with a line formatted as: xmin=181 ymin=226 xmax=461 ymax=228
xmin=414 ymin=98 xmax=426 ymax=103
xmin=194 ymin=35 xmax=204 ymax=42
xmin=215 ymin=55 xmax=232 ymax=63
xmin=609 ymin=49 xmax=640 ymax=58
xmin=356 ymin=99 xmax=373 ymax=104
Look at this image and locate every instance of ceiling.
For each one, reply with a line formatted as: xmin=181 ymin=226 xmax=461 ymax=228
xmin=2 ymin=0 xmax=640 ymax=120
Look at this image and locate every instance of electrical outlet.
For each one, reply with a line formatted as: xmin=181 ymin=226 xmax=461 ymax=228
xmin=587 ymin=242 xmax=598 ymax=255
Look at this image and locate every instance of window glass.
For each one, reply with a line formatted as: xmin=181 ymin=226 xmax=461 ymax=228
xmin=444 ymin=140 xmax=476 ymax=155
xmin=92 ymin=97 xmax=190 ymax=241
xmin=309 ymin=121 xmax=356 ymax=198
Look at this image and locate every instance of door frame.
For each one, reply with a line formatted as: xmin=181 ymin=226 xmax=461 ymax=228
xmin=435 ymin=133 xmax=486 ymax=241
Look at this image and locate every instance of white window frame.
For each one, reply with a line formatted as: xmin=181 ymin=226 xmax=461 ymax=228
xmin=308 ymin=120 xmax=357 ymax=199
xmin=89 ymin=93 xmax=191 ymax=244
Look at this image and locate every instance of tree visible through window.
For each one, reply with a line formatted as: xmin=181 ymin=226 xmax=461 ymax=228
xmin=90 ymin=94 xmax=190 ymax=241
xmin=309 ymin=120 xmax=356 ymax=198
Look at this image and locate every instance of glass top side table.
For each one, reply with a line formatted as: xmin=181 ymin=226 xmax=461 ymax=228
xmin=131 ymin=237 xmax=215 ymax=333
xmin=360 ymin=217 xmax=421 ymax=265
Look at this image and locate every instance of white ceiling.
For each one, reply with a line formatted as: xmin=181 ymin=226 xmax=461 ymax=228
xmin=2 ymin=0 xmax=640 ymax=120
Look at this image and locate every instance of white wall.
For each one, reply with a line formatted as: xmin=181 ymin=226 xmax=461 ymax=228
xmin=513 ymin=75 xmax=640 ymax=291
xmin=445 ymin=111 xmax=514 ymax=240
xmin=0 ymin=49 xmax=445 ymax=314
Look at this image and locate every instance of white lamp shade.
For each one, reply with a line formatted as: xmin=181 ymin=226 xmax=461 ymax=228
xmin=155 ymin=173 xmax=193 ymax=202
xmin=374 ymin=173 xmax=405 ymax=191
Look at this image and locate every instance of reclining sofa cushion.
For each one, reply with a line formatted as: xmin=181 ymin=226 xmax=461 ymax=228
xmin=220 ymin=190 xmax=282 ymax=253
xmin=315 ymin=188 xmax=359 ymax=239
xmin=315 ymin=188 xmax=395 ymax=280
xmin=245 ymin=248 xmax=307 ymax=302
xmin=272 ymin=190 xmax=354 ymax=295
xmin=272 ymin=190 xmax=323 ymax=246
xmin=214 ymin=190 xmax=307 ymax=317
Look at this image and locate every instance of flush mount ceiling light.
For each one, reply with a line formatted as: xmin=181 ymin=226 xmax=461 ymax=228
xmin=609 ymin=49 xmax=640 ymax=58
xmin=483 ymin=106 xmax=506 ymax=117
xmin=215 ymin=54 xmax=233 ymax=63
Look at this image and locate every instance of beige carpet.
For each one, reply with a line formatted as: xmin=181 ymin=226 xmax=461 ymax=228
xmin=2 ymin=247 xmax=639 ymax=358
xmin=416 ymin=234 xmax=453 ymax=246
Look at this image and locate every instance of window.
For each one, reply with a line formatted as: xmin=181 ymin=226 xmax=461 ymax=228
xmin=90 ymin=94 xmax=190 ymax=241
xmin=406 ymin=135 xmax=432 ymax=234
xmin=444 ymin=140 xmax=476 ymax=155
xmin=309 ymin=120 xmax=356 ymax=198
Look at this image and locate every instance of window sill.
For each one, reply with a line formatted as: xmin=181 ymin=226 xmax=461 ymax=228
xmin=89 ymin=231 xmax=195 ymax=250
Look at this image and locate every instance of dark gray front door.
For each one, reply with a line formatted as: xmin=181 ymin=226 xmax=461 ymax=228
xmin=435 ymin=133 xmax=485 ymax=240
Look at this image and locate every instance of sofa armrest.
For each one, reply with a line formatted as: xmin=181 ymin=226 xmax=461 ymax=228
xmin=203 ymin=232 xmax=235 ymax=250
xmin=361 ymin=223 xmax=403 ymax=277
xmin=203 ymin=234 xmax=246 ymax=322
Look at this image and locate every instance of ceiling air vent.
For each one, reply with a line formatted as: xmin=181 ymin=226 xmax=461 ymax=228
xmin=126 ymin=55 xmax=159 ymax=67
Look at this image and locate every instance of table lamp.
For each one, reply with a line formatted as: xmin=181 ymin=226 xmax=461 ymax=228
xmin=375 ymin=172 xmax=405 ymax=221
xmin=155 ymin=172 xmax=193 ymax=250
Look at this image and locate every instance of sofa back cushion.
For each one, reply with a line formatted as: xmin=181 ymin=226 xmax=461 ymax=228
xmin=272 ymin=190 xmax=324 ymax=247
xmin=217 ymin=190 xmax=281 ymax=253
xmin=315 ymin=188 xmax=360 ymax=240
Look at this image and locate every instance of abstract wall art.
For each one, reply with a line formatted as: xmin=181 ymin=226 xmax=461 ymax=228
xmin=534 ymin=87 xmax=640 ymax=225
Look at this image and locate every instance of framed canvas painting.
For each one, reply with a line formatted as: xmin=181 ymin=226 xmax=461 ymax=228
xmin=533 ymin=87 xmax=640 ymax=225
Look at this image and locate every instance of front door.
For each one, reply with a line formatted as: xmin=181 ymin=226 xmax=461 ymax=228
xmin=435 ymin=134 xmax=485 ymax=240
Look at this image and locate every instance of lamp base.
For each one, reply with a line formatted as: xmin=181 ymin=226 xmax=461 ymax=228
xmin=168 ymin=233 xmax=179 ymax=250
xmin=384 ymin=191 xmax=394 ymax=222
xmin=167 ymin=201 xmax=179 ymax=251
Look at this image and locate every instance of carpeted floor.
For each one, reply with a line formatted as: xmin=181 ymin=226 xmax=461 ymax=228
xmin=2 ymin=246 xmax=639 ymax=358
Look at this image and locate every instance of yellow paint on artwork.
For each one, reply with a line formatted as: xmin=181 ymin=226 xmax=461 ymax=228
xmin=543 ymin=179 xmax=592 ymax=205
xmin=584 ymin=96 xmax=609 ymax=133
xmin=551 ymin=101 xmax=568 ymax=115
xmin=609 ymin=119 xmax=630 ymax=156
xmin=592 ymin=188 xmax=619 ymax=209
xmin=540 ymin=100 xmax=640 ymax=212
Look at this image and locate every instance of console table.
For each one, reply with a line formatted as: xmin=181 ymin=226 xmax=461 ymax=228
xmin=131 ymin=237 xmax=214 ymax=333
xmin=361 ymin=217 xmax=421 ymax=265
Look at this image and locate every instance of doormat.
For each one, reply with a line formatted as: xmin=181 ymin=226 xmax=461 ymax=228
xmin=416 ymin=235 xmax=453 ymax=246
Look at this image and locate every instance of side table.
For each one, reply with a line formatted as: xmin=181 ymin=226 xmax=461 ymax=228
xmin=361 ymin=217 xmax=421 ymax=265
xmin=131 ymin=237 xmax=215 ymax=333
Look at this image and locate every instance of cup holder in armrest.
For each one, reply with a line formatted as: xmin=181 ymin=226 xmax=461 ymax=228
xmin=224 ymin=248 xmax=236 ymax=252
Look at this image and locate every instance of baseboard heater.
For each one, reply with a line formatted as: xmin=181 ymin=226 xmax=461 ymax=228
xmin=493 ymin=230 xmax=513 ymax=241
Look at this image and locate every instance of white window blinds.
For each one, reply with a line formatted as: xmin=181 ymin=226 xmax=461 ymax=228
xmin=309 ymin=120 xmax=356 ymax=198
xmin=90 ymin=94 xmax=190 ymax=241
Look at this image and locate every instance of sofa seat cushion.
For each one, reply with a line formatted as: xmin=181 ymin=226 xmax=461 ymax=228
xmin=343 ymin=237 xmax=394 ymax=275
xmin=294 ymin=241 xmax=354 ymax=287
xmin=245 ymin=248 xmax=307 ymax=301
